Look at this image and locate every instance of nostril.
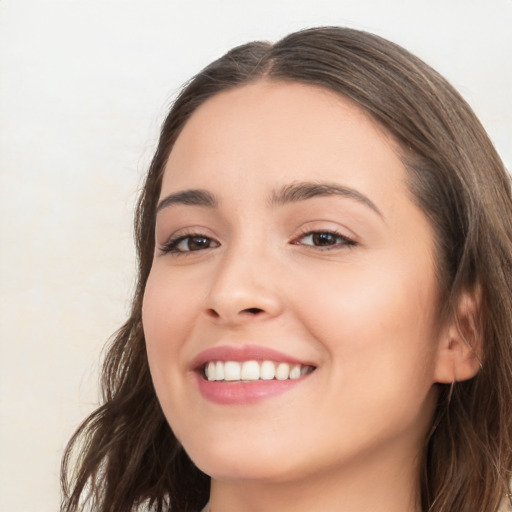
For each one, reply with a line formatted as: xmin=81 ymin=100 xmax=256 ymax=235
xmin=207 ymin=308 xmax=220 ymax=318
xmin=243 ymin=307 xmax=264 ymax=315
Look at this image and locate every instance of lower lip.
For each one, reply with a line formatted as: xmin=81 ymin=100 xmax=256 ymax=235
xmin=196 ymin=373 xmax=308 ymax=405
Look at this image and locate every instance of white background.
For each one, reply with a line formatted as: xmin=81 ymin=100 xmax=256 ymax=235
xmin=1 ymin=1 xmax=510 ymax=510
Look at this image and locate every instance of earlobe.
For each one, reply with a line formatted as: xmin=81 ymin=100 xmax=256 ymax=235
xmin=434 ymin=285 xmax=483 ymax=384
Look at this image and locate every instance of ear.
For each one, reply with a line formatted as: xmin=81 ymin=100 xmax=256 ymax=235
xmin=434 ymin=284 xmax=483 ymax=383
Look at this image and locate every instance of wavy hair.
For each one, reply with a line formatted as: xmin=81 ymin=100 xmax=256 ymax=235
xmin=61 ymin=27 xmax=512 ymax=512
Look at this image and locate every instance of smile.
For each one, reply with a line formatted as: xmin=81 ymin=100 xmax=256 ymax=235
xmin=192 ymin=345 xmax=316 ymax=404
xmin=204 ymin=360 xmax=314 ymax=382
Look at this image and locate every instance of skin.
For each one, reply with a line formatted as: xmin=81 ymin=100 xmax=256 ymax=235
xmin=142 ymin=81 xmax=479 ymax=512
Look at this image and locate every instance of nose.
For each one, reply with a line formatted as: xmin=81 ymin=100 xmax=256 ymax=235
xmin=204 ymin=244 xmax=283 ymax=325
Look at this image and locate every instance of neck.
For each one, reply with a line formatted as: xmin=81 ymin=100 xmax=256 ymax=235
xmin=208 ymin=449 xmax=423 ymax=512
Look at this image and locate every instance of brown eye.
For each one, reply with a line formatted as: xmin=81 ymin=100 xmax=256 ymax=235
xmin=182 ymin=236 xmax=212 ymax=251
xmin=311 ymin=232 xmax=338 ymax=246
xmin=297 ymin=231 xmax=356 ymax=248
xmin=163 ymin=235 xmax=219 ymax=254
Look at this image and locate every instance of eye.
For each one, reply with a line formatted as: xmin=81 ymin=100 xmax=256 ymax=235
xmin=161 ymin=234 xmax=220 ymax=254
xmin=294 ymin=231 xmax=356 ymax=249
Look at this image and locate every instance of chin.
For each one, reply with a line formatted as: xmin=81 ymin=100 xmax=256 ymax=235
xmin=184 ymin=438 xmax=304 ymax=483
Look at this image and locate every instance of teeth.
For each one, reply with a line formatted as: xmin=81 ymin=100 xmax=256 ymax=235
xmin=224 ymin=361 xmax=241 ymax=381
xmin=275 ymin=362 xmax=290 ymax=380
xmin=204 ymin=360 xmax=313 ymax=382
xmin=215 ymin=361 xmax=224 ymax=380
xmin=206 ymin=362 xmax=216 ymax=381
xmin=260 ymin=360 xmax=275 ymax=380
xmin=289 ymin=364 xmax=301 ymax=379
xmin=241 ymin=360 xmax=260 ymax=380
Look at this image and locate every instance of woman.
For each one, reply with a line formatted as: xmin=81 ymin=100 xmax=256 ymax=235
xmin=61 ymin=27 xmax=512 ymax=512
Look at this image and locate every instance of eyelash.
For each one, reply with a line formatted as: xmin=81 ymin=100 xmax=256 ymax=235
xmin=292 ymin=229 xmax=357 ymax=250
xmin=160 ymin=232 xmax=219 ymax=255
xmin=160 ymin=229 xmax=356 ymax=256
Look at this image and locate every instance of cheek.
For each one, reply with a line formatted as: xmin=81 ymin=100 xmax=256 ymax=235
xmin=143 ymin=267 xmax=201 ymax=344
xmin=294 ymin=258 xmax=440 ymax=445
xmin=291 ymin=254 xmax=440 ymax=384
xmin=142 ymin=269 xmax=201 ymax=404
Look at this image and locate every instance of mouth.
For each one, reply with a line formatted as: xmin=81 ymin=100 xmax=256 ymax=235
xmin=191 ymin=345 xmax=316 ymax=404
xmin=203 ymin=360 xmax=315 ymax=382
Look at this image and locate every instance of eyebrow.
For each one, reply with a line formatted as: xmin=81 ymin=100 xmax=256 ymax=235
xmin=269 ymin=181 xmax=383 ymax=219
xmin=156 ymin=181 xmax=383 ymax=219
xmin=156 ymin=189 xmax=218 ymax=213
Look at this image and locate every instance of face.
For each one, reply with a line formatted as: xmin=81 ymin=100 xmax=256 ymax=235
xmin=142 ymin=81 xmax=445 ymax=484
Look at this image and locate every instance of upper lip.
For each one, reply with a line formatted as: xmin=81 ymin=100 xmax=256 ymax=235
xmin=190 ymin=344 xmax=315 ymax=371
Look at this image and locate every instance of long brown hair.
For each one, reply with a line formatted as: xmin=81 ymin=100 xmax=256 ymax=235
xmin=61 ymin=27 xmax=512 ymax=512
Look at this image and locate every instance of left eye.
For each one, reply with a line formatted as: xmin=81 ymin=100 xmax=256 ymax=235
xmin=163 ymin=235 xmax=219 ymax=254
xmin=296 ymin=231 xmax=355 ymax=248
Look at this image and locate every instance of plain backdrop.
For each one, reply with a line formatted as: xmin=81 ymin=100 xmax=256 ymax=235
xmin=1 ymin=1 xmax=511 ymax=510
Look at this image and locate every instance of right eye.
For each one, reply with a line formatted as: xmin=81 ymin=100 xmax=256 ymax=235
xmin=161 ymin=234 xmax=220 ymax=254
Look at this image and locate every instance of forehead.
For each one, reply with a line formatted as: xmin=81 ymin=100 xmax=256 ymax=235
xmin=162 ymin=80 xmax=405 ymax=197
